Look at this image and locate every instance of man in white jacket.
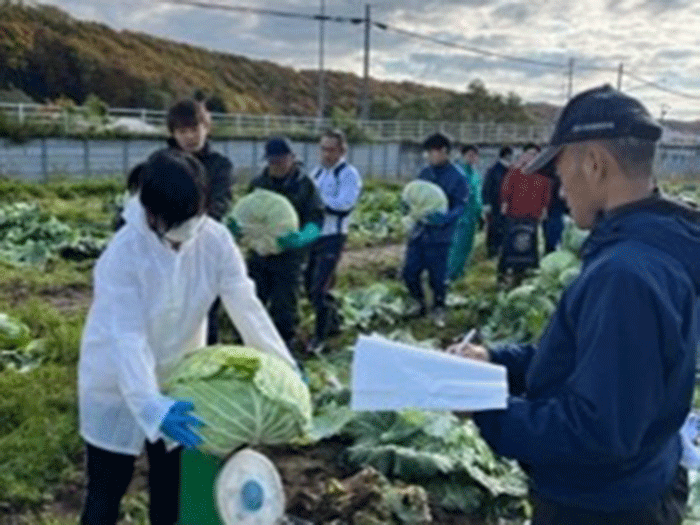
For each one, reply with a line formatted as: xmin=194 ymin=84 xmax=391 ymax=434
xmin=304 ymin=129 xmax=362 ymax=353
xmin=78 ymin=150 xmax=298 ymax=525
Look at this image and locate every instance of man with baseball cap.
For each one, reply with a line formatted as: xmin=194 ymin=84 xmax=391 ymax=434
xmin=450 ymin=85 xmax=700 ymax=524
xmin=244 ymin=137 xmax=324 ymax=351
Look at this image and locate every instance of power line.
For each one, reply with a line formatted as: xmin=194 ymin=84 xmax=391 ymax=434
xmin=159 ymin=0 xmax=700 ymax=104
xmin=625 ymin=72 xmax=700 ymax=100
xmin=160 ymin=0 xmax=364 ymax=23
xmin=372 ymin=21 xmax=564 ymax=69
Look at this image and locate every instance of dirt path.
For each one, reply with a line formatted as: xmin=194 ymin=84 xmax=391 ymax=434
xmin=339 ymin=243 xmax=404 ymax=270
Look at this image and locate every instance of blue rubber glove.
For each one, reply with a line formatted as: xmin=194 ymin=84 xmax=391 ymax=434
xmin=277 ymin=223 xmax=321 ymax=251
xmin=160 ymin=400 xmax=204 ymax=449
xmin=424 ymin=211 xmax=450 ymax=226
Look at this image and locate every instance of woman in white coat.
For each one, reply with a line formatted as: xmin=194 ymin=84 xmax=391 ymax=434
xmin=78 ymin=150 xmax=299 ymax=525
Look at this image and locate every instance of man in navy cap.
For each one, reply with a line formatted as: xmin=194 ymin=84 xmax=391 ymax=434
xmin=451 ymin=85 xmax=700 ymax=524
xmin=245 ymin=137 xmax=324 ymax=351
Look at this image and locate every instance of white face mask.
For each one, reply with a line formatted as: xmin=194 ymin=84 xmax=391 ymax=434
xmin=163 ymin=215 xmax=206 ymax=244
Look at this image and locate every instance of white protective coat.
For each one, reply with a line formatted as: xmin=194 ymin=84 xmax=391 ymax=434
xmin=78 ymin=198 xmax=296 ymax=455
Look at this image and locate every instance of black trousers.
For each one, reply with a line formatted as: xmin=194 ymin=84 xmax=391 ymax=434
xmin=248 ymin=251 xmax=304 ymax=345
xmin=81 ymin=441 xmax=181 ymax=525
xmin=304 ymin=234 xmax=346 ymax=341
xmin=531 ymin=467 xmax=688 ymax=525
xmin=485 ymin=212 xmax=505 ymax=259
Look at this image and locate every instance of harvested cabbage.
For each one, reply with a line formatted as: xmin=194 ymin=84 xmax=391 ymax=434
xmin=163 ymin=345 xmax=312 ymax=457
xmin=561 ymin=216 xmax=589 ymax=254
xmin=400 ymin=181 xmax=448 ymax=230
xmin=231 ymin=189 xmax=299 ymax=256
xmin=539 ymin=251 xmax=578 ymax=277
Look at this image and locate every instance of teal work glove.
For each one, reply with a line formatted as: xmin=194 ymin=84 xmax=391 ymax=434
xmin=424 ymin=211 xmax=449 ymax=226
xmin=227 ymin=218 xmax=241 ymax=239
xmin=277 ymin=223 xmax=321 ymax=251
xmin=160 ymin=400 xmax=204 ymax=449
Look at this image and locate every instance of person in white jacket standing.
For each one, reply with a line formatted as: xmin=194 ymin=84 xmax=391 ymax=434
xmin=78 ymin=149 xmax=298 ymax=525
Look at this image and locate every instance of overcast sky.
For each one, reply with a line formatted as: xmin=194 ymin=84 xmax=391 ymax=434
xmin=41 ymin=0 xmax=700 ymax=121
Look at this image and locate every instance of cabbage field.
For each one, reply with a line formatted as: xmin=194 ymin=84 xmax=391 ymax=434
xmin=0 ymin=178 xmax=699 ymax=525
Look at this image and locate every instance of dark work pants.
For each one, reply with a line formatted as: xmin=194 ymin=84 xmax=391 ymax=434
xmin=402 ymin=239 xmax=450 ymax=308
xmin=81 ymin=441 xmax=182 ymax=525
xmin=531 ymin=467 xmax=688 ymax=525
xmin=485 ymin=212 xmax=505 ymax=259
xmin=543 ymin=207 xmax=565 ymax=254
xmin=304 ymin=234 xmax=346 ymax=341
xmin=206 ymin=297 xmax=221 ymax=345
xmin=248 ymin=251 xmax=303 ymax=346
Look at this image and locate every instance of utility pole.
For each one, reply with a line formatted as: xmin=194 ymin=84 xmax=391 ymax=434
xmin=317 ymin=0 xmax=326 ymax=122
xmin=617 ymin=63 xmax=623 ymax=90
xmin=359 ymin=4 xmax=371 ymax=120
xmin=567 ymin=58 xmax=574 ymax=100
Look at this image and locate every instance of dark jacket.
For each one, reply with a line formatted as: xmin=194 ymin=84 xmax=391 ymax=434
xmin=249 ymin=163 xmax=324 ymax=254
xmin=482 ymin=160 xmax=509 ymax=216
xmin=167 ymin=138 xmax=234 ymax=221
xmin=475 ymin=194 xmax=700 ymax=511
xmin=413 ymin=162 xmax=469 ymax=244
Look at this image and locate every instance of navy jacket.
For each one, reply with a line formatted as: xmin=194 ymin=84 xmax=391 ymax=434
xmin=413 ymin=162 xmax=469 ymax=244
xmin=475 ymin=194 xmax=700 ymax=511
xmin=481 ymin=160 xmax=508 ymax=215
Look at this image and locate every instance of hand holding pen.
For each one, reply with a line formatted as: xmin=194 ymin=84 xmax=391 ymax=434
xmin=445 ymin=328 xmax=490 ymax=361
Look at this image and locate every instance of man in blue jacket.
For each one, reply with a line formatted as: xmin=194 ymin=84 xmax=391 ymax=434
xmin=402 ymin=133 xmax=468 ymax=327
xmin=452 ymin=85 xmax=700 ymax=524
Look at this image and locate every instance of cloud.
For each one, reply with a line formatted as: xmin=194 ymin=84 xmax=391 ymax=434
xmin=41 ymin=0 xmax=700 ymax=120
xmin=491 ymin=2 xmax=531 ymax=22
xmin=640 ymin=0 xmax=691 ymax=12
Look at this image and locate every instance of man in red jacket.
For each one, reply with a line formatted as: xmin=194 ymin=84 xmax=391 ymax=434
xmin=498 ymin=143 xmax=552 ymax=284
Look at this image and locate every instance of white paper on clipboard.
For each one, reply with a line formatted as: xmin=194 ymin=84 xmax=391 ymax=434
xmin=351 ymin=334 xmax=508 ymax=412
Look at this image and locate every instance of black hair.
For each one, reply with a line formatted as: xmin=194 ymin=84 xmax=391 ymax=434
xmin=498 ymin=146 xmax=513 ymax=159
xmin=523 ymin=142 xmax=541 ymax=153
xmin=461 ymin=144 xmax=478 ymax=155
xmin=139 ymin=150 xmax=208 ymax=229
xmin=167 ymin=99 xmax=208 ymax=132
xmin=423 ymin=133 xmax=452 ymax=151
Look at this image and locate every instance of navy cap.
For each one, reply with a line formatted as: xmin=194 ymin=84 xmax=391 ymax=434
xmin=264 ymin=137 xmax=293 ymax=159
xmin=525 ymin=85 xmax=662 ymax=175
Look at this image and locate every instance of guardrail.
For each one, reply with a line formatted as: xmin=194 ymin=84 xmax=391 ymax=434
xmin=0 ymin=102 xmax=556 ymax=143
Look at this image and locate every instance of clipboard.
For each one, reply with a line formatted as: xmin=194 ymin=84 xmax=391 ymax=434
xmin=351 ymin=334 xmax=508 ymax=411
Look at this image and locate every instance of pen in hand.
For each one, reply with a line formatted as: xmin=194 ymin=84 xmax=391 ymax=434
xmin=446 ymin=328 xmax=488 ymax=361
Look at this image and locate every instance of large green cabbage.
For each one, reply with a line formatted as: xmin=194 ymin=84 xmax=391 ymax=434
xmin=401 ymin=181 xmax=448 ymax=230
xmin=163 ymin=345 xmax=312 ymax=457
xmin=231 ymin=189 xmax=299 ymax=256
xmin=0 ymin=313 xmax=32 ymax=350
xmin=561 ymin=216 xmax=589 ymax=254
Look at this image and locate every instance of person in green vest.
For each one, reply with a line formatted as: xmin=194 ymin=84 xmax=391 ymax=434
xmin=447 ymin=144 xmax=482 ymax=281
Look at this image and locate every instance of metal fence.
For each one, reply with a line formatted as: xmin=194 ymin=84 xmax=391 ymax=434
xmin=0 ymin=102 xmax=558 ymax=144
